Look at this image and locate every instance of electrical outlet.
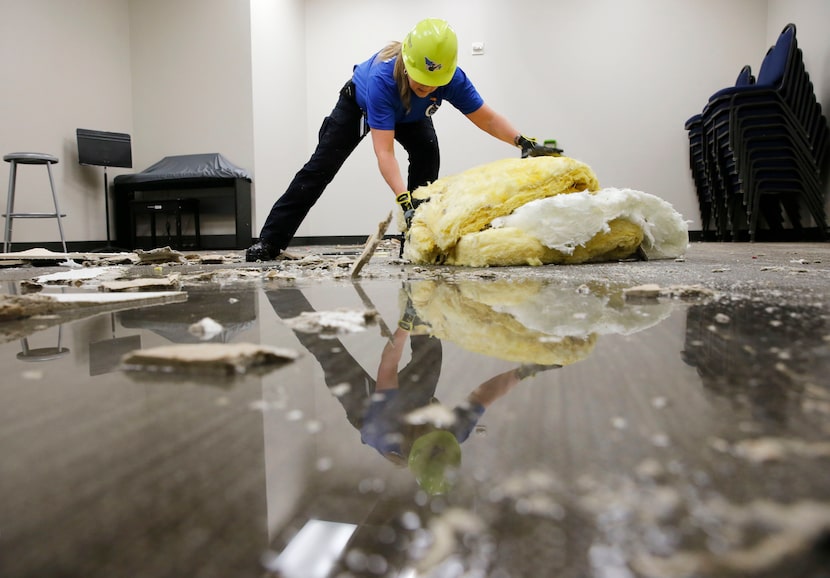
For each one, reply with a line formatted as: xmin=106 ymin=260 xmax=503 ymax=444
xmin=471 ymin=42 xmax=485 ymax=55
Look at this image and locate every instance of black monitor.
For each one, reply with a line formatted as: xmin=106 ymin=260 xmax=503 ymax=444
xmin=76 ymin=128 xmax=132 ymax=168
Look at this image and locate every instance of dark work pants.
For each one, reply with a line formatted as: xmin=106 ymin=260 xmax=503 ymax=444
xmin=257 ymin=81 xmax=441 ymax=250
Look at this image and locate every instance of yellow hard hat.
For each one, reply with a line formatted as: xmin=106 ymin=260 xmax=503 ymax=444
xmin=408 ymin=430 xmax=462 ymax=495
xmin=401 ymin=18 xmax=458 ymax=87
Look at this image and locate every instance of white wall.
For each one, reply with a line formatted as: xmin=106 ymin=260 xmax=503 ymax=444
xmin=0 ymin=0 xmax=133 ymax=244
xmin=127 ymin=0 xmax=255 ymax=174
xmin=250 ymin=0 xmax=308 ymax=236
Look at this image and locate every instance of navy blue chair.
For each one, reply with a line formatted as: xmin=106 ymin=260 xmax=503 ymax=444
xmin=687 ymin=23 xmax=829 ymax=241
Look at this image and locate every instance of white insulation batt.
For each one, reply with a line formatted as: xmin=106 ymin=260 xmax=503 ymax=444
xmin=402 ymin=156 xmax=689 ymax=266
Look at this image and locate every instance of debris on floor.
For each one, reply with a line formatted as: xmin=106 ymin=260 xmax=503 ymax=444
xmin=402 ymin=156 xmax=688 ymax=266
xmin=31 ymin=266 xmax=127 ymax=287
xmin=188 ymin=317 xmax=225 ymax=340
xmin=282 ymin=308 xmax=379 ymax=336
xmin=0 ymin=291 xmax=186 ymax=322
xmin=100 ymin=277 xmax=182 ymax=292
xmin=0 ymin=247 xmax=136 ymax=266
xmin=351 ymin=210 xmax=393 ymax=278
xmin=132 ymin=246 xmax=187 ymax=265
xmin=120 ymin=342 xmax=300 ymax=376
xmin=178 ymin=269 xmax=263 ymax=286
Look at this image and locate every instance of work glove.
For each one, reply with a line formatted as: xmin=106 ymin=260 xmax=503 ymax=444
xmin=398 ymin=285 xmax=431 ymax=333
xmin=516 ymin=135 xmax=564 ymax=158
xmin=396 ymin=191 xmax=429 ymax=229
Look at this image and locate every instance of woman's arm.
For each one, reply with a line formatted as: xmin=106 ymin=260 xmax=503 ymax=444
xmin=371 ymin=128 xmax=408 ymax=196
xmin=465 ymin=103 xmax=521 ymax=147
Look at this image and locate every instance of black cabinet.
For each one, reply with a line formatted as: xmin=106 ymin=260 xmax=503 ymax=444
xmin=114 ymin=177 xmax=252 ymax=250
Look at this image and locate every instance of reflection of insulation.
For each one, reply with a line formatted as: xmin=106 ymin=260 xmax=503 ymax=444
xmin=409 ymin=280 xmax=594 ymax=365
xmin=403 ymin=157 xmax=688 ymax=266
xmin=408 ymin=279 xmax=672 ymax=364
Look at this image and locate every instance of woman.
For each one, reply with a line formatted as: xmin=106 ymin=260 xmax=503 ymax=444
xmin=247 ymin=17 xmax=555 ymax=262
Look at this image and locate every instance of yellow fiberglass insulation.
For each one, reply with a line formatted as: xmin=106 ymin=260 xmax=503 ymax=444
xmin=402 ymin=156 xmax=689 ymax=266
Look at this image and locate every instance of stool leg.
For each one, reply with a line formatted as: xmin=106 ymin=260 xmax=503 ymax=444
xmin=4 ymin=161 xmax=17 ymax=253
xmin=46 ymin=162 xmax=68 ymax=254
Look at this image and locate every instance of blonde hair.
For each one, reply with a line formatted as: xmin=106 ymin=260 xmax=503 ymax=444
xmin=377 ymin=41 xmax=412 ymax=114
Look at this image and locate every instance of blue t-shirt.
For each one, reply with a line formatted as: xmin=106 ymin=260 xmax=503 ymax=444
xmin=352 ymin=52 xmax=484 ymax=130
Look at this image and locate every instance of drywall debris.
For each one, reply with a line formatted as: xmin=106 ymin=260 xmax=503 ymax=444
xmin=133 ymin=246 xmax=187 ymax=264
xmin=282 ymin=308 xmax=378 ymax=336
xmin=120 ymin=342 xmax=299 ymax=376
xmin=624 ymin=283 xmax=716 ymax=301
xmin=664 ymin=284 xmax=716 ymax=299
xmin=405 ymin=403 xmax=457 ymax=427
xmin=198 ymin=253 xmax=241 ymax=265
xmin=100 ymin=277 xmax=181 ymax=292
xmin=623 ymin=284 xmax=662 ymax=300
xmin=0 ymin=247 xmax=136 ymax=265
xmin=178 ymin=269 xmax=263 ymax=285
xmin=0 ymin=291 xmax=187 ymax=344
xmin=0 ymin=291 xmax=185 ymax=322
xmin=188 ymin=317 xmax=224 ymax=340
xmin=351 ymin=210 xmax=393 ymax=278
xmin=0 ymin=294 xmax=56 ymax=321
xmin=732 ymin=437 xmax=830 ymax=463
xmin=416 ymin=508 xmax=487 ymax=573
xmin=34 ymin=266 xmax=126 ymax=286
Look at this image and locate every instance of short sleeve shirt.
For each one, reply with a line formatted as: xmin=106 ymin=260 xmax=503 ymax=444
xmin=352 ymin=52 xmax=484 ymax=130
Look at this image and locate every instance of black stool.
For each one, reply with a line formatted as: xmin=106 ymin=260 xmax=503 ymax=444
xmin=3 ymin=152 xmax=68 ymax=253
xmin=129 ymin=198 xmax=200 ymax=250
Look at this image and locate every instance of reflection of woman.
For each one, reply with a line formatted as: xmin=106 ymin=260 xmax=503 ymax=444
xmin=267 ymin=287 xmax=555 ymax=494
xmin=364 ymin=320 xmax=557 ymax=494
xmin=265 ymin=288 xmax=442 ymax=431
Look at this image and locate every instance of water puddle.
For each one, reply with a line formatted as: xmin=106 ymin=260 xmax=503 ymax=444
xmin=1 ymin=260 xmax=828 ymax=577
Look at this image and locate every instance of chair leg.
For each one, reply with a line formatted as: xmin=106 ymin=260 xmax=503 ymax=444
xmin=3 ymin=161 xmax=17 ymax=253
xmin=45 ymin=162 xmax=68 ymax=254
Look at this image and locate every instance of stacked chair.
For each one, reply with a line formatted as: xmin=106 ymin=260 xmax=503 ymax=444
xmin=685 ymin=23 xmax=829 ymax=241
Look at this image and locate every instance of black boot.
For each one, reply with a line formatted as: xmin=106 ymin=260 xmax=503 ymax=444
xmin=245 ymin=239 xmax=279 ymax=262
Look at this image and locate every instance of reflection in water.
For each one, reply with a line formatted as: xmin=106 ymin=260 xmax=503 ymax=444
xmin=406 ymin=279 xmax=672 ymax=365
xmin=2 ymin=272 xmax=829 ymax=578
xmin=683 ymin=297 xmax=830 ymax=426
xmin=119 ymin=287 xmax=256 ymax=343
xmin=262 ymin=279 xmax=830 ymax=578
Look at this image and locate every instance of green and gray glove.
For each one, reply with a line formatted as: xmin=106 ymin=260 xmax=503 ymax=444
xmin=396 ymin=191 xmax=429 ymax=229
xmin=515 ymin=135 xmax=564 ymax=159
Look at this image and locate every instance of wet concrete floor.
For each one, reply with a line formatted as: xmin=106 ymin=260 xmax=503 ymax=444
xmin=1 ymin=241 xmax=829 ymax=578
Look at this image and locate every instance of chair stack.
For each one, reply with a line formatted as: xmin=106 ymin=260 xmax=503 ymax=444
xmin=685 ymin=23 xmax=829 ymax=241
